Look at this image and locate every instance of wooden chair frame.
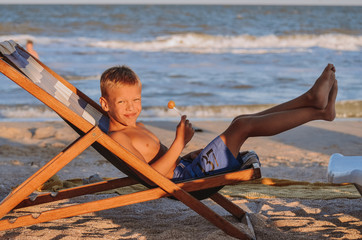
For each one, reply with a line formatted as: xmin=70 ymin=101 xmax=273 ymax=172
xmin=0 ymin=44 xmax=261 ymax=239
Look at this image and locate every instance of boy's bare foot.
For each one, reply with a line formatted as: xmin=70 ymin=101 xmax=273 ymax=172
xmin=323 ymin=80 xmax=338 ymax=121
xmin=307 ymin=63 xmax=336 ymax=109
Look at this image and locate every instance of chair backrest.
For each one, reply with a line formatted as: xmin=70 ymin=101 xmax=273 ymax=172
xmin=0 ymin=40 xmax=109 ymax=132
xmin=0 ymin=40 xmax=150 ymax=185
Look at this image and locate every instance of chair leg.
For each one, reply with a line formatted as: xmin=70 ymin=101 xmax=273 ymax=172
xmin=355 ymin=184 xmax=362 ymax=196
xmin=210 ymin=192 xmax=246 ymax=219
xmin=169 ymin=189 xmax=251 ymax=239
xmin=242 ymin=213 xmax=256 ymax=240
xmin=210 ymin=193 xmax=256 ymax=240
xmin=0 ymin=127 xmax=103 ymax=219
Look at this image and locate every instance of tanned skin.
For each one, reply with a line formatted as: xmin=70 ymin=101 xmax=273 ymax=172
xmin=100 ymin=64 xmax=337 ymax=179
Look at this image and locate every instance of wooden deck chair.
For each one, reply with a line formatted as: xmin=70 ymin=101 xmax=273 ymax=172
xmin=0 ymin=40 xmax=261 ymax=240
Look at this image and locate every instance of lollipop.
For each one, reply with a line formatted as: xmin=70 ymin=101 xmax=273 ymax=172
xmin=167 ymin=100 xmax=182 ymax=116
xmin=168 ymin=100 xmax=203 ymax=132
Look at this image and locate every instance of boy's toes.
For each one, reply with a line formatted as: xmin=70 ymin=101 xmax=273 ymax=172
xmin=326 ymin=63 xmax=336 ymax=72
xmin=331 ymin=65 xmax=336 ymax=72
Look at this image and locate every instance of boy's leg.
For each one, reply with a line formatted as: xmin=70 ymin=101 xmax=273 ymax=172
xmin=239 ymin=64 xmax=336 ymax=118
xmin=221 ymin=72 xmax=338 ymax=158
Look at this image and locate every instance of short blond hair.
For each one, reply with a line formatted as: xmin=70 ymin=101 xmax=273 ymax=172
xmin=100 ymin=65 xmax=141 ymax=97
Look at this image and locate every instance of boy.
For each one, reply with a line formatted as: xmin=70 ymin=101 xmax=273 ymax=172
xmin=99 ymin=64 xmax=337 ymax=181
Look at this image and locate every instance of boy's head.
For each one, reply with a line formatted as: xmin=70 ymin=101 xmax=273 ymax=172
xmin=100 ymin=65 xmax=141 ymax=98
xmin=100 ymin=65 xmax=142 ymax=127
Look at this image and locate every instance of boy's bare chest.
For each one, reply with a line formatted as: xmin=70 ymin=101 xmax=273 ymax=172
xmin=126 ymin=128 xmax=161 ymax=162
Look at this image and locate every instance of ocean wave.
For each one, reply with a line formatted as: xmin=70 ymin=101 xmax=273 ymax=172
xmin=1 ymin=101 xmax=361 ymax=122
xmin=2 ymin=33 xmax=361 ymax=55
xmin=89 ymin=33 xmax=362 ymax=53
xmin=0 ymin=105 xmax=59 ymax=121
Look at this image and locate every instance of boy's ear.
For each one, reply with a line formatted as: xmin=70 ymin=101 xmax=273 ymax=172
xmin=99 ymin=97 xmax=109 ymax=112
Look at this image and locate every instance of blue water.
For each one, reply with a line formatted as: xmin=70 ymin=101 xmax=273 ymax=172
xmin=0 ymin=5 xmax=361 ymax=120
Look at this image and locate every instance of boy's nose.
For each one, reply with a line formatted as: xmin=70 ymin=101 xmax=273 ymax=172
xmin=125 ymin=101 xmax=134 ymax=111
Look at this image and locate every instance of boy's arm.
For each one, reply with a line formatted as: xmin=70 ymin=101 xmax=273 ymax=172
xmin=109 ymin=116 xmax=194 ymax=179
xmin=149 ymin=115 xmax=195 ymax=178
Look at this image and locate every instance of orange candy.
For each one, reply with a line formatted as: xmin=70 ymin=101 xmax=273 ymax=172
xmin=167 ymin=100 xmax=175 ymax=109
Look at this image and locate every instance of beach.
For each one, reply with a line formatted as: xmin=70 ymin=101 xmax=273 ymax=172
xmin=0 ymin=4 xmax=362 ymax=239
xmin=0 ymin=119 xmax=361 ymax=239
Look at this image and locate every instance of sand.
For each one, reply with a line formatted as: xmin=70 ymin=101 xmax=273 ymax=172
xmin=0 ymin=119 xmax=361 ymax=239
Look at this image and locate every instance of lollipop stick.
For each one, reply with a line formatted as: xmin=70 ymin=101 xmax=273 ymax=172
xmin=173 ymin=107 xmax=183 ymax=116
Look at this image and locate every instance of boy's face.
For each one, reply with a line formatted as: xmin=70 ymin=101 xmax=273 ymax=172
xmin=100 ymin=83 xmax=142 ymax=127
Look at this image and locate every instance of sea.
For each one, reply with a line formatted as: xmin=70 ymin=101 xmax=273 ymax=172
xmin=0 ymin=4 xmax=361 ymax=122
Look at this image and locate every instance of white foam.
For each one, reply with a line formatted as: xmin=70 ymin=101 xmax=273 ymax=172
xmin=0 ymin=105 xmax=58 ymax=120
xmin=90 ymin=33 xmax=362 ymax=53
xmin=2 ymin=33 xmax=361 ymax=54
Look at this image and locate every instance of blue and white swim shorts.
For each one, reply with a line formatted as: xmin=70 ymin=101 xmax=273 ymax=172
xmin=172 ymin=136 xmax=255 ymax=181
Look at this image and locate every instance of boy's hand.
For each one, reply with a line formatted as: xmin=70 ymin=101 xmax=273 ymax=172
xmin=176 ymin=115 xmax=195 ymax=146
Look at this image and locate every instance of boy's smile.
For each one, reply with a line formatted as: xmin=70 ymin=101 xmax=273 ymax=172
xmin=100 ymin=83 xmax=142 ymax=128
